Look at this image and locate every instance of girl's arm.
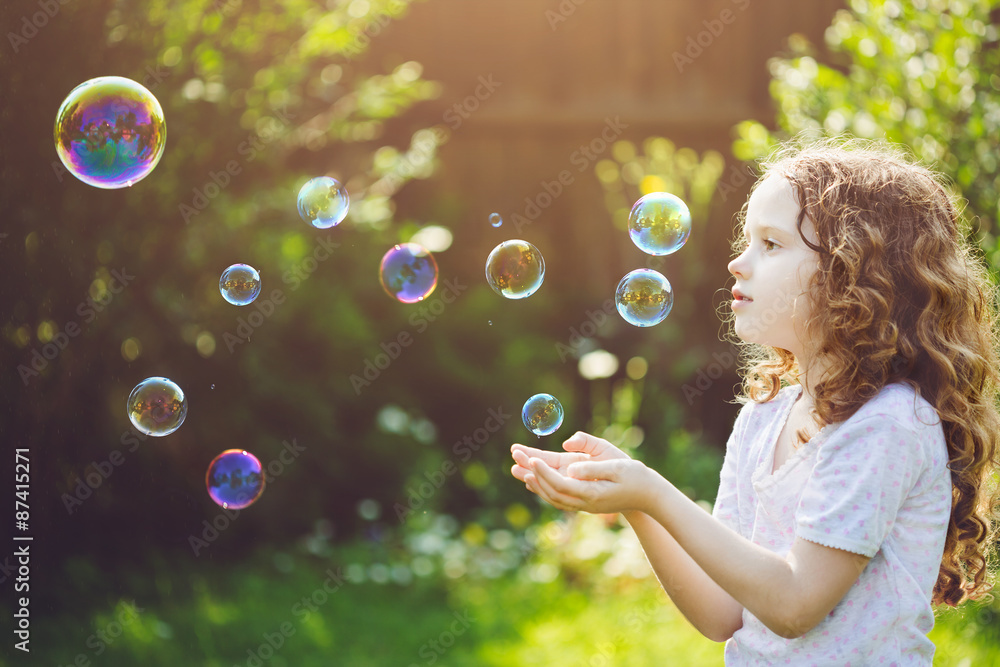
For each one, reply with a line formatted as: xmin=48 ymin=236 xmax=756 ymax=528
xmin=622 ymin=508 xmax=744 ymax=642
xmin=526 ymin=457 xmax=871 ymax=639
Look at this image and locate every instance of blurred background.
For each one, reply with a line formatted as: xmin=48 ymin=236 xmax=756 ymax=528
xmin=2 ymin=0 xmax=999 ymax=664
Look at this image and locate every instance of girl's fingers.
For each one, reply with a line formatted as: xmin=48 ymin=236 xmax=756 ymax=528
xmin=530 ymin=459 xmax=585 ymax=509
xmin=511 ymin=444 xmax=564 ymax=468
xmin=562 ymin=431 xmax=609 ymax=457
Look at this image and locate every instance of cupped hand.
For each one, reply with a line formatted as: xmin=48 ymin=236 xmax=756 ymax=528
xmin=510 ymin=431 xmax=657 ymax=515
xmin=510 ymin=431 xmax=628 ymax=483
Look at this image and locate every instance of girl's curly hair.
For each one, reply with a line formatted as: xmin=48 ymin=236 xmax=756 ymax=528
xmin=729 ymin=137 xmax=1000 ymax=607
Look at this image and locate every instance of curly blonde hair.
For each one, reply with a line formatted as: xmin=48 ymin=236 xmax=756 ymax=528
xmin=727 ymin=138 xmax=1000 ymax=607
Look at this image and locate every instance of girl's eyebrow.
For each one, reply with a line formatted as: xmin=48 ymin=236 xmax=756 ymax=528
xmin=742 ymin=223 xmax=789 ymax=240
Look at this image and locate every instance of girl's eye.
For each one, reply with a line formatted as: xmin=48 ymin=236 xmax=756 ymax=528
xmin=763 ymin=239 xmax=779 ymax=251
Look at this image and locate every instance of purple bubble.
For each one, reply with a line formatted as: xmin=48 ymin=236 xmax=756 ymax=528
xmin=206 ymin=450 xmax=265 ymax=510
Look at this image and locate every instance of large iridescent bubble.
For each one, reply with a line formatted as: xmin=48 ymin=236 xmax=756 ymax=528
xmin=54 ymin=76 xmax=166 ymax=189
xmin=297 ymin=177 xmax=350 ymax=229
xmin=615 ymin=269 xmax=673 ymax=327
xmin=127 ymin=377 xmax=187 ymax=436
xmin=485 ymin=239 xmax=545 ymax=299
xmin=219 ymin=263 xmax=262 ymax=306
xmin=522 ymin=393 xmax=564 ymax=436
xmin=380 ymin=243 xmax=438 ymax=303
xmin=627 ymin=192 xmax=691 ymax=256
xmin=205 ymin=449 xmax=266 ymax=510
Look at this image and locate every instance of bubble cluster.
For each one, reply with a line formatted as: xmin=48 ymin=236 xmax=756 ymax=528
xmin=297 ymin=176 xmax=350 ymax=229
xmin=205 ymin=449 xmax=266 ymax=510
xmin=127 ymin=377 xmax=187 ymax=436
xmin=615 ymin=269 xmax=673 ymax=327
xmin=380 ymin=243 xmax=439 ymax=303
xmin=522 ymin=393 xmax=564 ymax=436
xmin=219 ymin=263 xmax=262 ymax=306
xmin=54 ymin=76 xmax=166 ymax=189
xmin=485 ymin=239 xmax=545 ymax=299
xmin=489 ymin=212 xmax=503 ymax=228
xmin=627 ymin=192 xmax=691 ymax=256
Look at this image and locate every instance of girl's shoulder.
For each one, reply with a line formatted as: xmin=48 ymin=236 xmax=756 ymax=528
xmin=851 ymin=381 xmax=940 ymax=431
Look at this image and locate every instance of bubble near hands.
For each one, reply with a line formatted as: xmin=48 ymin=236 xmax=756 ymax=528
xmin=485 ymin=239 xmax=545 ymax=299
xmin=628 ymin=192 xmax=691 ymax=256
xmin=616 ymin=269 xmax=673 ymax=327
xmin=489 ymin=212 xmax=503 ymax=228
xmin=206 ymin=449 xmax=265 ymax=510
xmin=522 ymin=393 xmax=564 ymax=436
xmin=127 ymin=377 xmax=187 ymax=436
xmin=54 ymin=76 xmax=166 ymax=189
xmin=219 ymin=263 xmax=262 ymax=306
xmin=380 ymin=243 xmax=439 ymax=303
xmin=297 ymin=176 xmax=349 ymax=229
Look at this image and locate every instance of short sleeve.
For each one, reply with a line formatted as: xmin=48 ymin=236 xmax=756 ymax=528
xmin=796 ymin=415 xmax=926 ymax=557
xmin=712 ymin=403 xmax=751 ymax=537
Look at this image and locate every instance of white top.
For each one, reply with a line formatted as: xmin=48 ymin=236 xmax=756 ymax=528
xmin=712 ymin=382 xmax=951 ymax=666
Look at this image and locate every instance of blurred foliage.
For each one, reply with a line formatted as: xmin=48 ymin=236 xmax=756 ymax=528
xmin=591 ymin=138 xmax=730 ymax=500
xmin=732 ymin=0 xmax=1000 ymax=262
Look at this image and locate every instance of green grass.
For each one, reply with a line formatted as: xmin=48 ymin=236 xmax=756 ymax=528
xmin=14 ymin=545 xmax=1000 ymax=667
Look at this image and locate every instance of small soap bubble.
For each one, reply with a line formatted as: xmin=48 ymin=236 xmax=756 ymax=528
xmin=219 ymin=263 xmax=262 ymax=306
xmin=615 ymin=269 xmax=673 ymax=327
xmin=485 ymin=239 xmax=545 ymax=299
xmin=54 ymin=76 xmax=167 ymax=189
xmin=297 ymin=176 xmax=350 ymax=229
xmin=380 ymin=243 xmax=438 ymax=303
xmin=522 ymin=393 xmax=564 ymax=436
xmin=206 ymin=449 xmax=265 ymax=510
xmin=127 ymin=377 xmax=187 ymax=436
xmin=489 ymin=212 xmax=503 ymax=228
xmin=627 ymin=192 xmax=691 ymax=256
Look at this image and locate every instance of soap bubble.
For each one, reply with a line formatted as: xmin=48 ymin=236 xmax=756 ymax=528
xmin=485 ymin=239 xmax=545 ymax=299
xmin=219 ymin=263 xmax=262 ymax=306
xmin=54 ymin=76 xmax=166 ymax=189
xmin=380 ymin=243 xmax=438 ymax=303
xmin=615 ymin=269 xmax=673 ymax=327
xmin=627 ymin=192 xmax=691 ymax=256
xmin=127 ymin=377 xmax=187 ymax=436
xmin=206 ymin=449 xmax=265 ymax=510
xmin=522 ymin=393 xmax=564 ymax=436
xmin=297 ymin=176 xmax=350 ymax=229
xmin=489 ymin=213 xmax=503 ymax=228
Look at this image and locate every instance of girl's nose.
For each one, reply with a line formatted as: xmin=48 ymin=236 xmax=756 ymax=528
xmin=728 ymin=252 xmax=747 ymax=278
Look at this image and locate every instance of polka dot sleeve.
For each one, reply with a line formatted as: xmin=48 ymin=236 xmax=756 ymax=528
xmin=795 ymin=415 xmax=927 ymax=557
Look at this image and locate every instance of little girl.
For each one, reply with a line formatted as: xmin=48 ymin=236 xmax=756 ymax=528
xmin=511 ymin=139 xmax=1000 ymax=665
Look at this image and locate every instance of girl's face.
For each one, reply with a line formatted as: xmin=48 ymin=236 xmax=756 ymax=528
xmin=727 ymin=174 xmax=820 ymax=357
